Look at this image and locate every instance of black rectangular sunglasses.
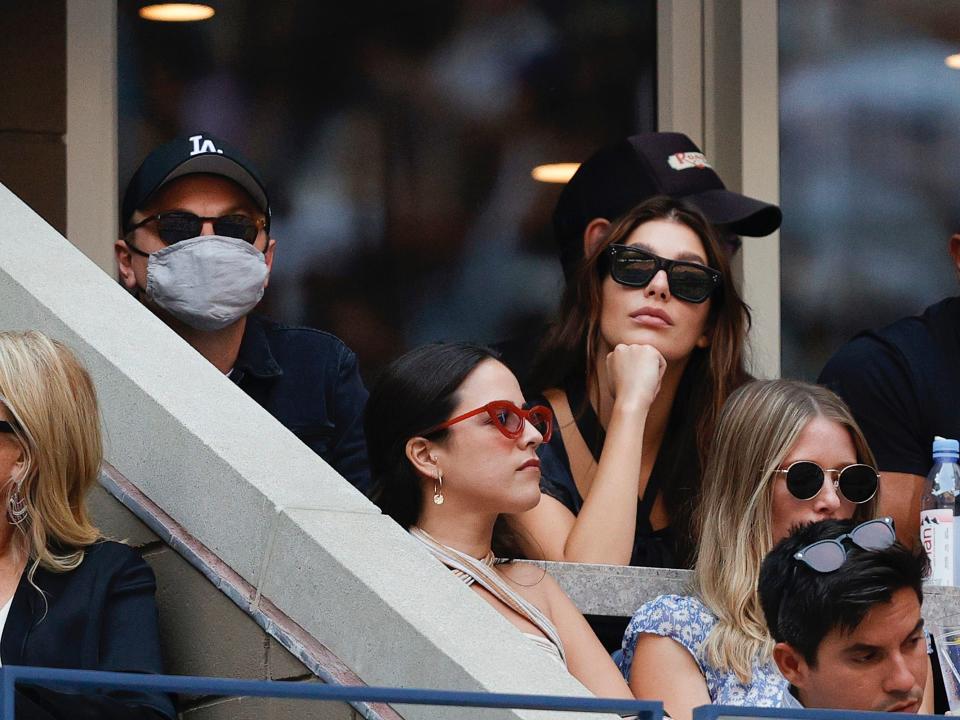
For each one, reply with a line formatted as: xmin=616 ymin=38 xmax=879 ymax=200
xmin=605 ymin=244 xmax=721 ymax=303
xmin=127 ymin=212 xmax=267 ymax=245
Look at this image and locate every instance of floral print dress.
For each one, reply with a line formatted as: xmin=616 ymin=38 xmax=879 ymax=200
xmin=618 ymin=594 xmax=787 ymax=707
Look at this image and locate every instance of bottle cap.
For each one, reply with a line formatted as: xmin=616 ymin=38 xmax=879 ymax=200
xmin=932 ymin=436 xmax=960 ymax=460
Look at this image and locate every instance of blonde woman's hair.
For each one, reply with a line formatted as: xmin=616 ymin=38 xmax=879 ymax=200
xmin=693 ymin=379 xmax=878 ymax=683
xmin=0 ymin=331 xmax=102 ymax=580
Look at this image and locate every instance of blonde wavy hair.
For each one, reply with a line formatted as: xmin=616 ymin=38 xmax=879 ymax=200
xmin=0 ymin=331 xmax=102 ymax=580
xmin=693 ymin=379 xmax=878 ymax=683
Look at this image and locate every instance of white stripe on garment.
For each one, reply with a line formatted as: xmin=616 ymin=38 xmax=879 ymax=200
xmin=410 ymin=526 xmax=567 ymax=666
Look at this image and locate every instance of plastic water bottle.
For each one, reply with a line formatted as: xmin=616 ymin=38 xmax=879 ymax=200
xmin=920 ymin=437 xmax=960 ymax=586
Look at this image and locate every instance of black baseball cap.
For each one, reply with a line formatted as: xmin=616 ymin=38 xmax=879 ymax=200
xmin=121 ymin=132 xmax=270 ymax=233
xmin=553 ymin=132 xmax=782 ymax=279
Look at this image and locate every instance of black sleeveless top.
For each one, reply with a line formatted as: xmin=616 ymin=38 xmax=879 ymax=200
xmin=537 ymin=376 xmax=681 ymax=569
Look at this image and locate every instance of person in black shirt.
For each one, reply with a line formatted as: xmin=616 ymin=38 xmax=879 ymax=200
xmin=116 ymin=133 xmax=370 ymax=492
xmin=510 ymin=197 xmax=751 ymax=577
xmin=818 ymin=234 xmax=960 ymax=545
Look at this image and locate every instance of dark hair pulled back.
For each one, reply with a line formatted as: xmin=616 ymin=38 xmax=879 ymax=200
xmin=365 ymin=341 xmax=499 ymax=529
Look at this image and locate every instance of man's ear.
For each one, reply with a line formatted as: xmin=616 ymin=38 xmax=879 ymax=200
xmin=405 ymin=437 xmax=439 ymax=479
xmin=263 ymin=237 xmax=277 ymax=288
xmin=773 ymin=642 xmax=809 ymax=688
xmin=583 ymin=218 xmax=611 ymax=259
xmin=949 ymin=234 xmax=960 ymax=276
xmin=115 ymin=239 xmax=138 ymax=291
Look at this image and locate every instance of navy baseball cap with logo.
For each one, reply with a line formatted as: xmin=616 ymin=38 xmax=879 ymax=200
xmin=553 ymin=132 xmax=782 ymax=279
xmin=121 ymin=132 xmax=270 ymax=233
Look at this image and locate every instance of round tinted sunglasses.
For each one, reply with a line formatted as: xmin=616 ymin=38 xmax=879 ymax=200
xmin=127 ymin=211 xmax=267 ymax=251
xmin=605 ymin=244 xmax=722 ymax=303
xmin=422 ymin=401 xmax=553 ymax=442
xmin=793 ymin=517 xmax=896 ymax=573
xmin=775 ymin=460 xmax=879 ymax=504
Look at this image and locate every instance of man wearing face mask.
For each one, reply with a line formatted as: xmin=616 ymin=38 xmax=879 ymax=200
xmin=116 ymin=133 xmax=371 ymax=492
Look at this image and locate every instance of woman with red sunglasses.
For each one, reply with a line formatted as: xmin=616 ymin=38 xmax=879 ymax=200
xmin=365 ymin=342 xmax=632 ymax=698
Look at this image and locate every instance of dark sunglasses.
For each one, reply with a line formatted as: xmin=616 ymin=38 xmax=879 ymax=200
xmin=605 ymin=244 xmax=722 ymax=303
xmin=422 ymin=401 xmax=553 ymax=442
xmin=127 ymin=212 xmax=267 ymax=249
xmin=793 ymin=517 xmax=896 ymax=573
xmin=0 ymin=421 xmax=14 ymax=434
xmin=775 ymin=460 xmax=879 ymax=504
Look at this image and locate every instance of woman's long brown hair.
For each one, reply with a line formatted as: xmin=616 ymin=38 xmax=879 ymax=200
xmin=529 ymin=195 xmax=752 ymax=564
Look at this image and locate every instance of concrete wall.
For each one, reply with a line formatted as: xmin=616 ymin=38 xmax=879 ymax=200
xmin=0 ymin=186 xmax=611 ymax=720
xmin=65 ymin=0 xmax=118 ymax=274
xmin=537 ymin=561 xmax=960 ymax=626
xmin=89 ymin=485 xmax=361 ymax=719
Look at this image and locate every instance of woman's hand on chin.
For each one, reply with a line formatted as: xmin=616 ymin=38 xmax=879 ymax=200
xmin=606 ymin=343 xmax=666 ymax=412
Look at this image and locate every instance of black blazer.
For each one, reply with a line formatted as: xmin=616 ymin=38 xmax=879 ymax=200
xmin=1 ymin=541 xmax=175 ymax=720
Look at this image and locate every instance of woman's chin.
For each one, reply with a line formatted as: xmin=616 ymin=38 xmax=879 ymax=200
xmin=515 ymin=484 xmax=543 ymax=513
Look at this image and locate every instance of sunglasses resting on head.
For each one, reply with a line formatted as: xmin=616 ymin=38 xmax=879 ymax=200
xmin=793 ymin=517 xmax=896 ymax=572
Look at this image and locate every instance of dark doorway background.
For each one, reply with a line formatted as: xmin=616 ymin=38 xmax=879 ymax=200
xmin=780 ymin=0 xmax=960 ymax=380
xmin=119 ymin=0 xmax=657 ymax=381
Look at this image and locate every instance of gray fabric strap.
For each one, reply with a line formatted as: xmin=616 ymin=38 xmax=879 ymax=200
xmin=410 ymin=527 xmax=567 ymax=666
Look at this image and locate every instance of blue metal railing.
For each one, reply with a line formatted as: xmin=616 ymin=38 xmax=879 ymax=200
xmin=0 ymin=666 xmax=662 ymax=719
xmin=5 ymin=667 xmax=945 ymax=719
xmin=693 ymin=703 xmax=940 ymax=719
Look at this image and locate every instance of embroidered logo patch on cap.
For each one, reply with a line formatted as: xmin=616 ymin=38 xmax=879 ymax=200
xmin=188 ymin=134 xmax=225 ymax=156
xmin=667 ymin=152 xmax=713 ymax=171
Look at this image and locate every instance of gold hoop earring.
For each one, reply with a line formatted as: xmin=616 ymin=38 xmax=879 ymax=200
xmin=433 ymin=468 xmax=444 ymax=505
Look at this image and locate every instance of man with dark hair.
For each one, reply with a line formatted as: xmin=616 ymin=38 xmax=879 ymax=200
xmin=116 ymin=133 xmax=370 ymax=492
xmin=759 ymin=518 xmax=930 ymax=712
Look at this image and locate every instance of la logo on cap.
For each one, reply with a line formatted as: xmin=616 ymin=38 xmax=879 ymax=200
xmin=667 ymin=152 xmax=712 ymax=171
xmin=189 ymin=134 xmax=224 ymax=156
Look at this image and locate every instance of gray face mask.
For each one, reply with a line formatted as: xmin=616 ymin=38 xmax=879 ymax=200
xmin=144 ymin=235 xmax=269 ymax=331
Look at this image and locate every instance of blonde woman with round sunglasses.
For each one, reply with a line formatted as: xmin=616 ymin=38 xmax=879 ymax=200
xmin=618 ymin=380 xmax=883 ymax=720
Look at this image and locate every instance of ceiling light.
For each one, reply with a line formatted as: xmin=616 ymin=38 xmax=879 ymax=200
xmin=946 ymin=54 xmax=960 ymax=69
xmin=531 ymin=163 xmax=580 ymax=184
xmin=139 ymin=4 xmax=215 ymax=22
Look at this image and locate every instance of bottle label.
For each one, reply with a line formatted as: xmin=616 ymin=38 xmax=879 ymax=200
xmin=921 ymin=509 xmax=954 ymax=585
